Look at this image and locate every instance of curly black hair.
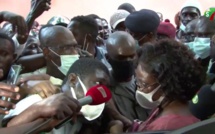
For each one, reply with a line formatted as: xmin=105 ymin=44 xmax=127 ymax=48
xmin=137 ymin=39 xmax=206 ymax=103
xmin=70 ymin=15 xmax=99 ymax=41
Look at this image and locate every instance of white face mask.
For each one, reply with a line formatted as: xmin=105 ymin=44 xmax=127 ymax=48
xmin=59 ymin=55 xmax=79 ymax=75
xmin=70 ymin=77 xmax=105 ymax=121
xmin=180 ymin=23 xmax=186 ymax=32
xmin=49 ymin=49 xmax=79 ymax=75
xmin=136 ymin=85 xmax=164 ymax=109
xmin=192 ymin=37 xmax=211 ymax=59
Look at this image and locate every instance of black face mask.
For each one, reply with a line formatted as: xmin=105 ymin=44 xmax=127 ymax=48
xmin=108 ymin=58 xmax=134 ymax=82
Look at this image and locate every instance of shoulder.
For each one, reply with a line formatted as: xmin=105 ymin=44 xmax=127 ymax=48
xmin=146 ymin=114 xmax=200 ymax=131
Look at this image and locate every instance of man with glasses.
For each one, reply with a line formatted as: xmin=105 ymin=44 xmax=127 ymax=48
xmin=125 ymin=9 xmax=160 ymax=47
xmin=19 ymin=25 xmax=79 ymax=84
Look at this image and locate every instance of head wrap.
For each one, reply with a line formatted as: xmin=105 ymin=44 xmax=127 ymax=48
xmin=157 ymin=19 xmax=176 ymax=39
xmin=181 ymin=0 xmax=202 ymax=15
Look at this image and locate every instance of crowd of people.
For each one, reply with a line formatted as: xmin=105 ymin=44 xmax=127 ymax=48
xmin=0 ymin=0 xmax=215 ymax=133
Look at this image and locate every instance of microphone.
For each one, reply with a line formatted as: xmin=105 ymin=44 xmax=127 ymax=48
xmin=25 ymin=85 xmax=112 ymax=134
xmin=189 ymin=84 xmax=215 ymax=120
xmin=55 ymin=84 xmax=112 ymax=128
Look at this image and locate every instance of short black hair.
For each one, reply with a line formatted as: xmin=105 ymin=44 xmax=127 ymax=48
xmin=87 ymin=14 xmax=100 ymax=20
xmin=118 ymin=3 xmax=136 ymax=13
xmin=63 ymin=58 xmax=110 ymax=84
xmin=70 ymin=16 xmax=99 ymax=41
xmin=0 ymin=32 xmax=15 ymax=52
xmin=137 ymin=39 xmax=205 ymax=103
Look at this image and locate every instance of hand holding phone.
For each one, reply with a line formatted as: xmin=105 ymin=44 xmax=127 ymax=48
xmin=0 ymin=65 xmax=21 ymax=113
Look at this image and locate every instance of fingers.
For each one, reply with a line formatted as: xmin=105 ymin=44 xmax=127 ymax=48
xmin=15 ymin=16 xmax=28 ymax=38
xmin=65 ymin=95 xmax=81 ymax=113
xmin=0 ymin=83 xmax=19 ymax=93
xmin=0 ymin=99 xmax=15 ymax=113
xmin=77 ymin=49 xmax=94 ymax=58
xmin=0 ymin=88 xmax=20 ymax=100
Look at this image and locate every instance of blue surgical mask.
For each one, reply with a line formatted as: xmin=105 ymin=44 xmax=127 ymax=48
xmin=180 ymin=23 xmax=186 ymax=32
xmin=184 ymin=42 xmax=194 ymax=50
xmin=192 ymin=37 xmax=211 ymax=59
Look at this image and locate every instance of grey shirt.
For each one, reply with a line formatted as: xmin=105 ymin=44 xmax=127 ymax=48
xmin=110 ymin=76 xmax=149 ymax=121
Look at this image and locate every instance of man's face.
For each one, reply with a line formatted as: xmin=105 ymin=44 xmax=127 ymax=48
xmin=0 ymin=39 xmax=15 ymax=79
xmin=180 ymin=7 xmax=200 ymax=26
xmin=107 ymin=42 xmax=136 ymax=61
xmin=114 ymin=22 xmax=126 ymax=32
xmin=68 ymin=20 xmax=96 ymax=56
xmin=184 ymin=22 xmax=197 ymax=43
xmin=95 ymin=18 xmax=109 ymax=40
xmin=66 ymin=69 xmax=110 ymax=99
xmin=195 ymin=23 xmax=215 ymax=38
xmin=48 ymin=33 xmax=78 ymax=56
xmin=68 ymin=20 xmax=84 ymax=47
xmin=127 ymin=29 xmax=149 ymax=46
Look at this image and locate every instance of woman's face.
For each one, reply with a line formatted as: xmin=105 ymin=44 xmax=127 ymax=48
xmin=135 ymin=63 xmax=163 ymax=101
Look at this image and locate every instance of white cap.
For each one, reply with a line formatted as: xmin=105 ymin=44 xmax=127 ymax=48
xmin=181 ymin=0 xmax=202 ymax=15
xmin=110 ymin=10 xmax=130 ymax=29
xmin=47 ymin=15 xmax=70 ymax=25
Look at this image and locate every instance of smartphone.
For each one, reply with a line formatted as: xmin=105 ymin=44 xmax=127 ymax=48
xmin=1 ymin=65 xmax=22 ymax=103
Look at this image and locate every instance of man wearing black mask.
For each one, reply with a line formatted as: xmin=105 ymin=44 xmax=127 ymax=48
xmin=106 ymin=31 xmax=148 ymax=121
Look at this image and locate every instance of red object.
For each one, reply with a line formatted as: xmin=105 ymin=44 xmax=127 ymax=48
xmin=86 ymin=85 xmax=112 ymax=105
xmin=157 ymin=19 xmax=176 ymax=39
xmin=130 ymin=114 xmax=199 ymax=132
xmin=210 ymin=12 xmax=215 ymax=20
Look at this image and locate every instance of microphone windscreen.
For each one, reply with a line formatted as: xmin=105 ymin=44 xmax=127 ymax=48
xmin=86 ymin=85 xmax=112 ymax=105
xmin=189 ymin=84 xmax=215 ymax=120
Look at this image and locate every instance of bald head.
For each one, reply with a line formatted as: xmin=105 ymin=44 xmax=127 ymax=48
xmin=195 ymin=16 xmax=215 ymax=37
xmin=106 ymin=31 xmax=136 ymax=60
xmin=186 ymin=18 xmax=198 ymax=33
xmin=39 ymin=25 xmax=77 ymax=48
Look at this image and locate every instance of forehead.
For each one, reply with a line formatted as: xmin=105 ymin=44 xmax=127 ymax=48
xmin=135 ymin=63 xmax=155 ymax=82
xmin=195 ymin=21 xmax=215 ymax=34
xmin=0 ymin=39 xmax=14 ymax=52
xmin=181 ymin=7 xmax=199 ymax=14
xmin=107 ymin=39 xmax=136 ymax=58
xmin=95 ymin=18 xmax=103 ymax=26
xmin=84 ymin=69 xmax=110 ymax=81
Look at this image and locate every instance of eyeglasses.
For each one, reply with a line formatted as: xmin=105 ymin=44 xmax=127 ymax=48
xmin=135 ymin=80 xmax=158 ymax=91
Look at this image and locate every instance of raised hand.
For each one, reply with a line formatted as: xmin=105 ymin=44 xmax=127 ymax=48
xmin=0 ymin=11 xmax=28 ymax=43
xmin=29 ymin=0 xmax=51 ymax=19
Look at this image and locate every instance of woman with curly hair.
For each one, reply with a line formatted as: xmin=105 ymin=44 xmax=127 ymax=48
xmin=123 ymin=39 xmax=205 ymax=132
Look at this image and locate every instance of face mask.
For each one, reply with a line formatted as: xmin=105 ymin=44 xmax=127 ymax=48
xmin=70 ymin=76 xmax=105 ymax=121
xmin=180 ymin=23 xmax=186 ymax=32
xmin=135 ymin=40 xmax=140 ymax=49
xmin=108 ymin=58 xmax=134 ymax=82
xmin=136 ymin=85 xmax=164 ymax=109
xmin=184 ymin=42 xmax=194 ymax=50
xmin=49 ymin=49 xmax=79 ymax=75
xmin=192 ymin=37 xmax=211 ymax=59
